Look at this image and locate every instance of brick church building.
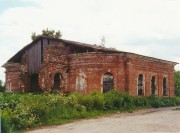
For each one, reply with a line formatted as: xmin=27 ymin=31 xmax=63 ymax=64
xmin=3 ymin=36 xmax=177 ymax=97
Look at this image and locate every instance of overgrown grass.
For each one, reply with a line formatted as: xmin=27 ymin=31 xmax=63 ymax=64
xmin=1 ymin=90 xmax=180 ymax=132
xmin=172 ymin=108 xmax=180 ymax=111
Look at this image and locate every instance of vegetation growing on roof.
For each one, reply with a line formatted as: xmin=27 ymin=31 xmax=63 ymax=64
xmin=31 ymin=28 xmax=62 ymax=41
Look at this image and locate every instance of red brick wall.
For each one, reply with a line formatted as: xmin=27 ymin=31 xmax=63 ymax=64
xmin=68 ymin=53 xmax=126 ymax=93
xmin=39 ymin=45 xmax=126 ymax=93
xmin=38 ymin=45 xmax=175 ymax=97
xmin=39 ymin=45 xmax=69 ymax=92
xmin=5 ymin=64 xmax=21 ymax=92
xmin=126 ymin=55 xmax=175 ymax=97
xmin=5 ymin=44 xmax=176 ymax=97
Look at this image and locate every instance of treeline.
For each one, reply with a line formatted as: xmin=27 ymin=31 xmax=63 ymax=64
xmin=175 ymin=71 xmax=180 ymax=96
xmin=1 ymin=91 xmax=180 ymax=132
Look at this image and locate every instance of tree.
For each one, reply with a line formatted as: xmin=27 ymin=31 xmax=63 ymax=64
xmin=175 ymin=71 xmax=180 ymax=96
xmin=31 ymin=28 xmax=62 ymax=41
xmin=0 ymin=80 xmax=5 ymax=92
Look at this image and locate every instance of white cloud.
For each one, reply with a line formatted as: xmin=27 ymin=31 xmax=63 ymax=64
xmin=0 ymin=0 xmax=180 ymax=81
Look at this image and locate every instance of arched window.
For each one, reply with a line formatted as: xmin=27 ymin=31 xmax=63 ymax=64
xmin=53 ymin=73 xmax=61 ymax=90
xmin=138 ymin=74 xmax=144 ymax=96
xmin=163 ymin=77 xmax=167 ymax=96
xmin=76 ymin=72 xmax=87 ymax=91
xmin=103 ymin=73 xmax=114 ymax=93
xmin=151 ymin=76 xmax=156 ymax=95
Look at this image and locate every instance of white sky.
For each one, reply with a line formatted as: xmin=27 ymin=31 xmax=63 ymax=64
xmin=0 ymin=0 xmax=180 ymax=82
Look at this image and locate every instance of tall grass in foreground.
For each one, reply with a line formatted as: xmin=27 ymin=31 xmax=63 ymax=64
xmin=1 ymin=90 xmax=180 ymax=132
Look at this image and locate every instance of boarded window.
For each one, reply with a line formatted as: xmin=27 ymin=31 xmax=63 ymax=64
xmin=138 ymin=74 xmax=143 ymax=96
xmin=163 ymin=77 xmax=167 ymax=96
xmin=53 ymin=73 xmax=61 ymax=90
xmin=151 ymin=76 xmax=156 ymax=95
xmin=76 ymin=72 xmax=87 ymax=91
xmin=103 ymin=73 xmax=114 ymax=93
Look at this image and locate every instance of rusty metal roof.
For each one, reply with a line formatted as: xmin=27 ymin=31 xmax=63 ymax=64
xmin=5 ymin=36 xmax=120 ymax=63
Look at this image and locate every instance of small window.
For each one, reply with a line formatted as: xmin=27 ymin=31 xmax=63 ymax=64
xmin=138 ymin=74 xmax=144 ymax=96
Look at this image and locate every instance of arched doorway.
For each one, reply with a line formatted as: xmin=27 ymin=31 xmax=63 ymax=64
xmin=103 ymin=73 xmax=114 ymax=93
xmin=138 ymin=74 xmax=144 ymax=96
xmin=163 ymin=77 xmax=167 ymax=96
xmin=151 ymin=76 xmax=156 ymax=95
xmin=53 ymin=73 xmax=61 ymax=90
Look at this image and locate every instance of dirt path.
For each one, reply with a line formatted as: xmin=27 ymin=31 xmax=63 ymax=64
xmin=26 ymin=106 xmax=180 ymax=133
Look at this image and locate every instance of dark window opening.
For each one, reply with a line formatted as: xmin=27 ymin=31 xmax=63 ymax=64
xmin=163 ymin=77 xmax=167 ymax=96
xmin=138 ymin=74 xmax=143 ymax=96
xmin=53 ymin=73 xmax=61 ymax=90
xmin=103 ymin=73 xmax=114 ymax=93
xmin=151 ymin=76 xmax=156 ymax=95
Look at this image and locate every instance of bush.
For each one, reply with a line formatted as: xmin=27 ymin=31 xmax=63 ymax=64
xmin=1 ymin=91 xmax=180 ymax=132
xmin=175 ymin=71 xmax=180 ymax=96
xmin=122 ymin=93 xmax=134 ymax=110
xmin=104 ymin=90 xmax=124 ymax=110
xmin=91 ymin=92 xmax=105 ymax=110
xmin=1 ymin=108 xmax=14 ymax=133
xmin=133 ymin=96 xmax=150 ymax=107
xmin=77 ymin=94 xmax=94 ymax=111
xmin=13 ymin=103 xmax=39 ymax=129
xmin=0 ymin=80 xmax=5 ymax=92
xmin=161 ymin=97 xmax=176 ymax=106
xmin=148 ymin=95 xmax=162 ymax=108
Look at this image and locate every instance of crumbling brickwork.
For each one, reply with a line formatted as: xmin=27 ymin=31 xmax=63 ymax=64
xmin=5 ymin=63 xmax=21 ymax=92
xmin=125 ymin=55 xmax=175 ymax=97
xmin=38 ymin=44 xmax=176 ymax=97
xmin=3 ymin=36 xmax=177 ymax=97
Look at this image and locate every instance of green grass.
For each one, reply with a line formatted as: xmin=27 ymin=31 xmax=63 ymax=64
xmin=1 ymin=90 xmax=180 ymax=132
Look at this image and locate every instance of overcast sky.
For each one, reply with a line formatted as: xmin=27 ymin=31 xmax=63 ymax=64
xmin=0 ymin=0 xmax=180 ymax=82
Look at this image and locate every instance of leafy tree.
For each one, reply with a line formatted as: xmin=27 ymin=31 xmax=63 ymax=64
xmin=31 ymin=28 xmax=62 ymax=41
xmin=175 ymin=71 xmax=180 ymax=96
xmin=0 ymin=80 xmax=5 ymax=92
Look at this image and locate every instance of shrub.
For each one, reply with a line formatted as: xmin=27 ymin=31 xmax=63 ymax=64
xmin=171 ymin=97 xmax=180 ymax=105
xmin=12 ymin=103 xmax=39 ymax=129
xmin=1 ymin=108 xmax=14 ymax=133
xmin=91 ymin=92 xmax=105 ymax=110
xmin=77 ymin=94 xmax=94 ymax=111
xmin=0 ymin=80 xmax=5 ymax=92
xmin=1 ymin=91 xmax=179 ymax=132
xmin=148 ymin=95 xmax=162 ymax=108
xmin=161 ymin=97 xmax=176 ymax=106
xmin=104 ymin=90 xmax=120 ymax=110
xmin=133 ymin=96 xmax=150 ymax=107
xmin=122 ymin=93 xmax=134 ymax=110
